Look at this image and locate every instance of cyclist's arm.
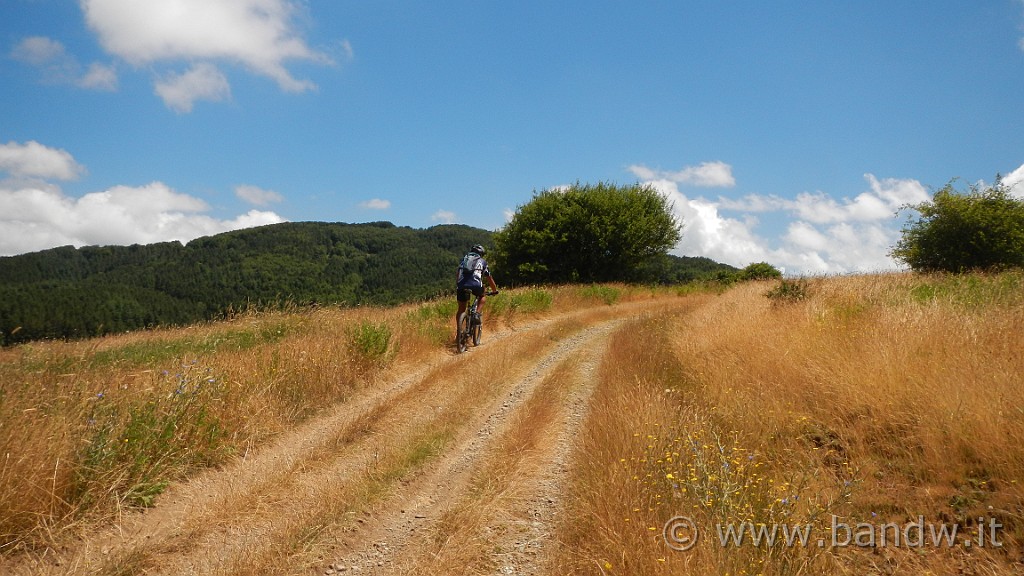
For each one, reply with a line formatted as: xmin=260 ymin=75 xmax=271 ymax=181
xmin=486 ymin=275 xmax=497 ymax=292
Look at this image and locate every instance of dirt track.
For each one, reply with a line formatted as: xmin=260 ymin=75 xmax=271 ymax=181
xmin=11 ymin=298 xmax=684 ymax=576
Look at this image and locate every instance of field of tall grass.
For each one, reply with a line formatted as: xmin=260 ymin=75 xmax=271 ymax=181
xmin=0 ymin=284 xmax=660 ymax=556
xmin=554 ymin=271 xmax=1024 ymax=575
xmin=5 ymin=272 xmax=1022 ymax=575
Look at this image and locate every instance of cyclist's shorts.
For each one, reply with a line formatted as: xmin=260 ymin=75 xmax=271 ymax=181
xmin=457 ymin=284 xmax=485 ymax=302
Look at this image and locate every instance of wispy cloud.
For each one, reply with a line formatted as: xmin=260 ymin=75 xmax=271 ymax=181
xmin=10 ymin=36 xmax=117 ymax=91
xmin=10 ymin=36 xmax=64 ymax=65
xmin=628 ymin=161 xmax=736 ymax=188
xmin=359 ymin=198 xmax=391 ymax=210
xmin=154 ymin=63 xmax=231 ymax=113
xmin=720 ymin=175 xmax=930 ymax=225
xmin=1018 ymin=0 xmax=1024 ymax=51
xmin=431 ymin=209 xmax=457 ymax=224
xmin=79 ymin=62 xmax=118 ymax=90
xmin=235 ymin=184 xmax=284 ymax=206
xmin=339 ymin=39 xmax=355 ymax=62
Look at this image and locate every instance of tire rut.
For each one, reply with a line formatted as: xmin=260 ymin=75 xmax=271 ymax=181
xmin=318 ymin=316 xmax=628 ymax=576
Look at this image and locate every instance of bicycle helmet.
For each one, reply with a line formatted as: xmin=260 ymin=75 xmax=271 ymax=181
xmin=471 ymin=244 xmax=486 ymax=255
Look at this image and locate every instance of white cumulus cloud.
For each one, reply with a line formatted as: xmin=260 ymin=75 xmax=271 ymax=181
xmin=640 ymin=171 xmax=931 ymax=275
xmin=0 ymin=140 xmax=85 ymax=181
xmin=784 ymin=175 xmax=929 ymax=225
xmin=648 ymin=178 xmax=776 ymax=267
xmin=1004 ymin=163 xmax=1024 ymax=198
xmin=0 ymin=141 xmax=286 ymax=256
xmin=81 ymin=0 xmax=333 ymax=110
xmin=0 ymin=181 xmax=285 ymax=256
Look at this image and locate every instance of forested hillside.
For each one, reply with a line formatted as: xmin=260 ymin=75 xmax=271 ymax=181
xmin=0 ymin=221 xmax=734 ymax=344
xmin=0 ymin=222 xmax=488 ymax=344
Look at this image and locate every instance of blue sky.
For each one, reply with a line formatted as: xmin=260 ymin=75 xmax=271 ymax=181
xmin=2 ymin=1 xmax=1023 ymax=273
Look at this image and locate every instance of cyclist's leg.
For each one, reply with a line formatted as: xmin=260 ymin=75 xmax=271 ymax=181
xmin=472 ymin=285 xmax=486 ymax=319
xmin=470 ymin=287 xmax=485 ymax=346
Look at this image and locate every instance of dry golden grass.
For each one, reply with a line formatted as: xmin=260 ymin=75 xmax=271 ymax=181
xmin=1 ymin=285 xmax=644 ymax=557
xmin=1 ymin=282 xmax=686 ymax=571
xmin=10 ymin=272 xmax=1017 ymax=576
xmin=554 ymin=272 xmax=1024 ymax=575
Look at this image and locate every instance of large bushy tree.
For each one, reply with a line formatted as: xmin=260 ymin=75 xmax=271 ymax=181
xmin=890 ymin=178 xmax=1024 ymax=273
xmin=737 ymin=262 xmax=783 ymax=281
xmin=493 ymin=182 xmax=682 ymax=284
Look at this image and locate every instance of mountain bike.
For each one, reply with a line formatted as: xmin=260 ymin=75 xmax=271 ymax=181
xmin=456 ymin=290 xmax=499 ymax=353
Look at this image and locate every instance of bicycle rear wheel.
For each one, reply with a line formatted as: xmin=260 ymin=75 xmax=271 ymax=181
xmin=456 ymin=312 xmax=470 ymax=353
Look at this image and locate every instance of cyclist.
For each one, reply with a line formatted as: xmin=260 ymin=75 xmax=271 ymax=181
xmin=455 ymin=244 xmax=498 ymax=342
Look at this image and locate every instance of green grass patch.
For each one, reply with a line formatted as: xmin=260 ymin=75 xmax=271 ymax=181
xmin=507 ymin=288 xmax=553 ymax=314
xmin=86 ymin=319 xmax=300 ymax=368
xmin=381 ymin=427 xmax=453 ymax=484
xmin=73 ymin=364 xmax=229 ymax=511
xmin=578 ymin=284 xmax=621 ymax=305
xmin=346 ymin=321 xmax=396 ymax=368
xmin=410 ymin=298 xmax=459 ymax=322
xmin=909 ymin=270 xmax=1024 ymax=308
xmin=406 ymin=299 xmax=460 ymax=346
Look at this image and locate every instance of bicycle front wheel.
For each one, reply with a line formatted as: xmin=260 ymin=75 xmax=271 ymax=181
xmin=471 ymin=322 xmax=481 ymax=346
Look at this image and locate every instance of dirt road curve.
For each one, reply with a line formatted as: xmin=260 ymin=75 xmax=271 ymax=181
xmin=12 ymin=298 xmax=684 ymax=576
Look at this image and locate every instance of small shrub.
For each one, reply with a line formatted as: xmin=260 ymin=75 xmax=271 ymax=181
xmin=708 ymin=269 xmax=739 ymax=287
xmin=765 ymin=278 xmax=810 ymax=304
